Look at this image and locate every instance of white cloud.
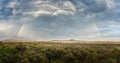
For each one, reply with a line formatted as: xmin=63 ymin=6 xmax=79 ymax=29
xmin=22 ymin=0 xmax=76 ymax=17
xmin=78 ymin=8 xmax=85 ymax=12
xmin=6 ymin=1 xmax=20 ymax=15
xmin=62 ymin=1 xmax=76 ymax=11
xmin=105 ymin=0 xmax=116 ymax=9
xmin=0 ymin=23 xmax=7 ymax=31
xmin=108 ymin=21 xmax=120 ymax=27
xmin=23 ymin=10 xmax=52 ymax=17
xmin=85 ymin=14 xmax=96 ymax=19
xmin=53 ymin=10 xmax=74 ymax=16
xmin=32 ymin=0 xmax=50 ymax=4
xmin=7 ymin=2 xmax=16 ymax=8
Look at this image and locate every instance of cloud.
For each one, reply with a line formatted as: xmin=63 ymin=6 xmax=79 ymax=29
xmin=0 ymin=22 xmax=8 ymax=31
xmin=19 ymin=0 xmax=76 ymax=17
xmin=7 ymin=1 xmax=16 ymax=8
xmin=0 ymin=0 xmax=120 ymax=41
xmin=76 ymin=0 xmax=107 ymax=13
xmin=105 ymin=0 xmax=116 ymax=9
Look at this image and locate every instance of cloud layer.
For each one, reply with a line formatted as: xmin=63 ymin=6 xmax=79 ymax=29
xmin=0 ymin=0 xmax=120 ymax=41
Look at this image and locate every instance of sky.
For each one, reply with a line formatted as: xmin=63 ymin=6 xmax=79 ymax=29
xmin=0 ymin=0 xmax=120 ymax=41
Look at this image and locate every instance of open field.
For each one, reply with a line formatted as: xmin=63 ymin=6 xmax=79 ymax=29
xmin=0 ymin=40 xmax=120 ymax=63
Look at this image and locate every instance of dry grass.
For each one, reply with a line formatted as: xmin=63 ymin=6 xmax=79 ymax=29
xmin=1 ymin=40 xmax=120 ymax=44
xmin=0 ymin=40 xmax=120 ymax=63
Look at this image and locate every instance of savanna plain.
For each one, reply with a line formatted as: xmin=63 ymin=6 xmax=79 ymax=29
xmin=0 ymin=40 xmax=120 ymax=63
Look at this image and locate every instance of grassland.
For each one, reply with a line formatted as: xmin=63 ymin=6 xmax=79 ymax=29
xmin=0 ymin=40 xmax=120 ymax=63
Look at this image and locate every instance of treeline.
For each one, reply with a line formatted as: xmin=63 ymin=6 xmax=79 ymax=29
xmin=0 ymin=42 xmax=120 ymax=63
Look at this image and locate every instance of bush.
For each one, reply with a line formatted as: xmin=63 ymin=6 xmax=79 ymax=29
xmin=0 ymin=42 xmax=120 ymax=63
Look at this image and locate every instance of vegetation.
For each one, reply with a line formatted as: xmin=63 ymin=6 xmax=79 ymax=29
xmin=0 ymin=41 xmax=120 ymax=63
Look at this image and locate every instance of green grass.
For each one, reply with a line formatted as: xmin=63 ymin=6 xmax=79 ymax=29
xmin=0 ymin=41 xmax=120 ymax=63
